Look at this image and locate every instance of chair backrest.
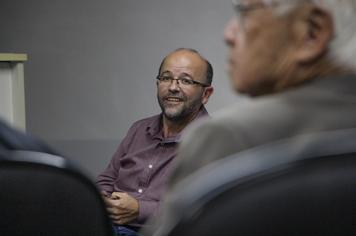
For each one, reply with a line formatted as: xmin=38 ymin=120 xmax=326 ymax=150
xmin=0 ymin=150 xmax=113 ymax=236
xmin=156 ymin=129 xmax=356 ymax=236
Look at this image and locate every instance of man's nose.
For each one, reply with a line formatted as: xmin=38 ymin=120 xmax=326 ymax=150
xmin=224 ymin=17 xmax=239 ymax=47
xmin=168 ymin=79 xmax=180 ymax=92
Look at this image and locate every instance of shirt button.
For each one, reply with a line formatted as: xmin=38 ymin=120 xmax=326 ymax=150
xmin=138 ymin=189 xmax=143 ymax=193
xmin=148 ymin=164 xmax=153 ymax=169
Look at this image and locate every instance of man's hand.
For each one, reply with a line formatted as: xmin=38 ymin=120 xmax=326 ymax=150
xmin=103 ymin=192 xmax=139 ymax=225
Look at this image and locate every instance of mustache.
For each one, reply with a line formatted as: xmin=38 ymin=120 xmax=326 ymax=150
xmin=163 ymin=93 xmax=185 ymax=101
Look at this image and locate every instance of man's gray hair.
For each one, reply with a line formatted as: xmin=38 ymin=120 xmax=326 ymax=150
xmin=318 ymin=0 xmax=356 ymax=70
xmin=272 ymin=0 xmax=356 ymax=70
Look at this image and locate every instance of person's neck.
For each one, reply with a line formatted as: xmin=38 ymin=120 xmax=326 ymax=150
xmin=246 ymin=58 xmax=355 ymax=97
xmin=275 ymin=58 xmax=354 ymax=92
xmin=162 ymin=108 xmax=201 ymax=138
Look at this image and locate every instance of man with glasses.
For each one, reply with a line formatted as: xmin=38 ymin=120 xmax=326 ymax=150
xmin=96 ymin=48 xmax=213 ymax=236
xmin=149 ymin=0 xmax=356 ymax=234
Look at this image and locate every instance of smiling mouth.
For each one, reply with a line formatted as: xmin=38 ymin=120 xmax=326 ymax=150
xmin=165 ymin=97 xmax=183 ymax=103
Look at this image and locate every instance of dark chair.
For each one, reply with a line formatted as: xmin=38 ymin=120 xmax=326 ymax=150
xmin=155 ymin=129 xmax=356 ymax=236
xmin=0 ymin=150 xmax=114 ymax=236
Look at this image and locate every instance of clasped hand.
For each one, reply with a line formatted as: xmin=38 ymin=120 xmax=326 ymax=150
xmin=102 ymin=191 xmax=139 ymax=225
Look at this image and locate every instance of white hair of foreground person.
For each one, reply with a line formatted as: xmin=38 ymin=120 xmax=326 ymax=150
xmin=318 ymin=0 xmax=356 ymax=70
xmin=267 ymin=0 xmax=356 ymax=71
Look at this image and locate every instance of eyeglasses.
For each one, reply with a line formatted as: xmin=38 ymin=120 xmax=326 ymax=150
xmin=156 ymin=75 xmax=210 ymax=87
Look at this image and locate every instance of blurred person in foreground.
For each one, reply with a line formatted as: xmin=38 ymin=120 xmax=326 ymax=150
xmin=171 ymin=0 xmax=356 ymax=186
xmin=146 ymin=0 xmax=356 ymax=234
xmin=0 ymin=118 xmax=56 ymax=155
xmin=96 ymin=48 xmax=214 ymax=236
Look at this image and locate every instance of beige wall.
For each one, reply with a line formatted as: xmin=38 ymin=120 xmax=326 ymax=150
xmin=0 ymin=54 xmax=27 ymax=131
xmin=0 ymin=63 xmax=13 ymax=123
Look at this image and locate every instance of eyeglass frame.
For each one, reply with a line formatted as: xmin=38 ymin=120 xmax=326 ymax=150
xmin=156 ymin=75 xmax=210 ymax=87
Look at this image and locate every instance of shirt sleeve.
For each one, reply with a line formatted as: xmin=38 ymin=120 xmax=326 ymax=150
xmin=96 ymin=123 xmax=138 ymax=193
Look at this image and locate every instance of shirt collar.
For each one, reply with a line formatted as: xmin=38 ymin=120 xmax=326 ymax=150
xmin=146 ymin=106 xmax=209 ymax=142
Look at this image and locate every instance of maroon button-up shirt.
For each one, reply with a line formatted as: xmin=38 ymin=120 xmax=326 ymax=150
xmin=96 ymin=106 xmax=208 ymax=227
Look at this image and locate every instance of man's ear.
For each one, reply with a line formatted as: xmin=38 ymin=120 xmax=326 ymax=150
xmin=293 ymin=4 xmax=334 ymax=64
xmin=202 ymin=86 xmax=214 ymax=105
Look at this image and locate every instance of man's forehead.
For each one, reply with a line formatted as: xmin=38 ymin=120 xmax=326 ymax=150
xmin=166 ymin=50 xmax=202 ymax=61
xmin=162 ymin=52 xmax=205 ymax=70
xmin=161 ymin=64 xmax=203 ymax=75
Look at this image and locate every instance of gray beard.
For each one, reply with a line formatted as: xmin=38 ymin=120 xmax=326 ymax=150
xmin=158 ymin=100 xmax=187 ymax=122
xmin=157 ymin=97 xmax=201 ymax=122
xmin=157 ymin=88 xmax=205 ymax=123
xmin=163 ymin=107 xmax=189 ymax=122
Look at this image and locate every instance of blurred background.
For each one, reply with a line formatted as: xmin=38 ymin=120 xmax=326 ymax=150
xmin=0 ymin=0 xmax=240 ymax=177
